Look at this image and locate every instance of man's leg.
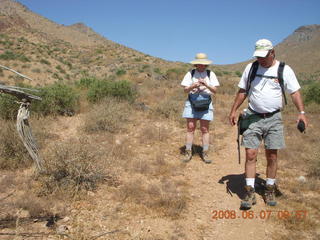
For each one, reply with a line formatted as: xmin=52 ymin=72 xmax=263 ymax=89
xmin=200 ymin=120 xmax=211 ymax=163
xmin=265 ymin=149 xmax=278 ymax=206
xmin=182 ymin=118 xmax=197 ymax=162
xmin=241 ymin=148 xmax=258 ymax=210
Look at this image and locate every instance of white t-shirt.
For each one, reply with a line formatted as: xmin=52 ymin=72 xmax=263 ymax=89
xmin=238 ymin=61 xmax=300 ymax=113
xmin=181 ymin=70 xmax=220 ymax=95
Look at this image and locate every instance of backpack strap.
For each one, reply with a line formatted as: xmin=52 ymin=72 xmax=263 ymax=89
xmin=206 ymin=69 xmax=211 ymax=78
xmin=246 ymin=60 xmax=259 ymax=95
xmin=190 ymin=69 xmax=211 ymax=78
xmin=191 ymin=69 xmax=196 ymax=78
xmin=278 ymin=61 xmax=287 ymax=105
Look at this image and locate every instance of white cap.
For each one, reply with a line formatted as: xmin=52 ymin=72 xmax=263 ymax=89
xmin=253 ymin=39 xmax=273 ymax=58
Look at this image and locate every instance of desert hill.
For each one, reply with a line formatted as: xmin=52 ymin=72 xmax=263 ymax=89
xmin=223 ymin=24 xmax=320 ymax=78
xmin=0 ymin=0 xmax=178 ymax=86
xmin=1 ymin=0 xmax=319 ymax=88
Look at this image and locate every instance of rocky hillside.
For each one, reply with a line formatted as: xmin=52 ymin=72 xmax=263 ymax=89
xmin=0 ymin=0 xmax=319 ymax=87
xmin=0 ymin=0 xmax=180 ymax=86
xmin=276 ymin=24 xmax=320 ymax=74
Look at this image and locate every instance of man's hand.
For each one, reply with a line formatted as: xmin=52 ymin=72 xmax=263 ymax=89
xmin=229 ymin=111 xmax=237 ymax=126
xmin=297 ymin=113 xmax=308 ymax=128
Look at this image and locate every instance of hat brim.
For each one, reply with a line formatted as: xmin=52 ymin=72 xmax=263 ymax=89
xmin=190 ymin=60 xmax=212 ymax=65
xmin=253 ymin=50 xmax=269 ymax=58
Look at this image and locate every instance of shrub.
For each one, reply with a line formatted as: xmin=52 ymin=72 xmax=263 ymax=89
xmin=83 ymin=97 xmax=132 ymax=133
xmin=76 ymin=76 xmax=98 ymax=88
xmin=116 ymin=69 xmax=126 ymax=76
xmin=0 ymin=50 xmax=30 ymax=62
xmin=165 ymin=68 xmax=185 ymax=80
xmin=303 ymin=81 xmax=320 ymax=104
xmin=0 ymin=120 xmax=32 ymax=169
xmin=32 ymin=83 xmax=79 ymax=116
xmin=40 ymin=139 xmax=107 ymax=194
xmin=0 ymin=94 xmax=20 ymax=120
xmin=40 ymin=59 xmax=51 ymax=65
xmin=235 ymin=71 xmax=242 ymax=77
xmin=87 ymin=79 xmax=136 ymax=103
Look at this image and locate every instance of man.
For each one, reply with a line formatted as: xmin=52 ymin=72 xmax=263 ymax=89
xmin=229 ymin=39 xmax=308 ymax=209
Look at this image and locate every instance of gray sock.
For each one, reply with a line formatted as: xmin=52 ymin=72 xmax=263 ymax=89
xmin=202 ymin=144 xmax=209 ymax=152
xmin=186 ymin=143 xmax=192 ymax=151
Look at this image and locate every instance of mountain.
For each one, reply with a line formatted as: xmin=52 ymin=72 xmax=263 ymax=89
xmin=224 ymin=24 xmax=320 ymax=77
xmin=275 ymin=24 xmax=320 ymax=74
xmin=0 ymin=0 xmax=174 ymax=86
xmin=0 ymin=0 xmax=319 ymax=87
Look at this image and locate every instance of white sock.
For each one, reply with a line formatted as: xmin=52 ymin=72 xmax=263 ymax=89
xmin=186 ymin=143 xmax=192 ymax=151
xmin=245 ymin=178 xmax=255 ymax=188
xmin=266 ymin=178 xmax=276 ymax=186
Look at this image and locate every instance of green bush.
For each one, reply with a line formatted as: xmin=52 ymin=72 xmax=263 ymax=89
xmin=0 ymin=50 xmax=30 ymax=62
xmin=87 ymin=80 xmax=136 ymax=103
xmin=40 ymin=59 xmax=51 ymax=65
xmin=32 ymin=83 xmax=79 ymax=116
xmin=303 ymin=81 xmax=320 ymax=104
xmin=76 ymin=76 xmax=98 ymax=88
xmin=116 ymin=69 xmax=126 ymax=76
xmin=235 ymin=71 xmax=242 ymax=77
xmin=0 ymin=94 xmax=20 ymax=120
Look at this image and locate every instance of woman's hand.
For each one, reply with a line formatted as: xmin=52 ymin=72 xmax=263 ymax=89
xmin=198 ymin=79 xmax=207 ymax=87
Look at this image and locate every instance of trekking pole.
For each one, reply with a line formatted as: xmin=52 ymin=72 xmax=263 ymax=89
xmin=236 ymin=115 xmax=242 ymax=165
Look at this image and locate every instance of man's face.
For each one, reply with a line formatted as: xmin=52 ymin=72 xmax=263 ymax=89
xmin=256 ymin=50 xmax=274 ymax=68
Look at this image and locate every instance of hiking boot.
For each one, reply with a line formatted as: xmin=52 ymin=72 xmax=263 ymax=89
xmin=240 ymin=185 xmax=256 ymax=210
xmin=181 ymin=149 xmax=192 ymax=163
xmin=265 ymin=184 xmax=277 ymax=206
xmin=201 ymin=151 xmax=212 ymax=164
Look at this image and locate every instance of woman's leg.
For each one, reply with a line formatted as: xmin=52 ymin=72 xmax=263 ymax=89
xmin=186 ymin=118 xmax=197 ymax=150
xmin=200 ymin=119 xmax=210 ymax=151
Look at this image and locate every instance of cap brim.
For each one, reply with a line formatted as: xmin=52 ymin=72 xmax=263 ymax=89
xmin=190 ymin=60 xmax=212 ymax=65
xmin=253 ymin=50 xmax=268 ymax=58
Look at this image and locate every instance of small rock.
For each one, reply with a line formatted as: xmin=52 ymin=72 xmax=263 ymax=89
xmin=87 ymin=191 xmax=95 ymax=196
xmin=56 ymin=225 xmax=69 ymax=235
xmin=298 ymin=176 xmax=306 ymax=183
xmin=62 ymin=216 xmax=70 ymax=223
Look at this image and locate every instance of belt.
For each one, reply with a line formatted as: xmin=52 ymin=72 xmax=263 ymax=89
xmin=248 ymin=107 xmax=280 ymax=118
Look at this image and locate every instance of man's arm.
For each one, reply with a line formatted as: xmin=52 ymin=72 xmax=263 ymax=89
xmin=229 ymin=88 xmax=247 ymax=126
xmin=290 ymin=90 xmax=308 ymax=126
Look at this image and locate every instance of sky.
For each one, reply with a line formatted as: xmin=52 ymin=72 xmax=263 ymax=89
xmin=17 ymin=0 xmax=320 ymax=65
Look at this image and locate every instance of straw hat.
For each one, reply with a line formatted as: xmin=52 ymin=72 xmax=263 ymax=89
xmin=190 ymin=53 xmax=212 ymax=65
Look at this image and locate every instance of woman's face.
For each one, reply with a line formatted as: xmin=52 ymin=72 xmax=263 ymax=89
xmin=195 ymin=64 xmax=207 ymax=72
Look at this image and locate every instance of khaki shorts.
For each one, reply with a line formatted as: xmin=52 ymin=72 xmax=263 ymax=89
xmin=242 ymin=110 xmax=285 ymax=149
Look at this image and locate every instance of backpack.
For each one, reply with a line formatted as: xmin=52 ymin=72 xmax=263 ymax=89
xmin=191 ymin=69 xmax=211 ymax=78
xmin=246 ymin=60 xmax=287 ymax=104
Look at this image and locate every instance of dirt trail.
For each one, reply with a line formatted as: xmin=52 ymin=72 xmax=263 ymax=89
xmin=173 ymin=124 xmax=274 ymax=239
xmin=45 ymin=115 xmax=278 ymax=239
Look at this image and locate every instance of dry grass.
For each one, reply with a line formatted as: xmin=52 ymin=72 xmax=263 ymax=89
xmin=38 ymin=138 xmax=111 ymax=196
xmin=117 ymin=177 xmax=188 ymax=219
xmin=0 ymin=120 xmax=32 ymax=169
xmin=83 ymin=97 xmax=133 ymax=133
xmin=267 ymin=108 xmax=320 ymax=239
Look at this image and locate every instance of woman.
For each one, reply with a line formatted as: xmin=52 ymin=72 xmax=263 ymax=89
xmin=181 ymin=53 xmax=220 ymax=163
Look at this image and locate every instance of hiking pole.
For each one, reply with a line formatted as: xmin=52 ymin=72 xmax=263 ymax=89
xmin=236 ymin=115 xmax=242 ymax=165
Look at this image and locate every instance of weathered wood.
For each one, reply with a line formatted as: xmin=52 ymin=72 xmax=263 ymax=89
xmin=0 ymin=64 xmax=44 ymax=172
xmin=0 ymin=84 xmax=42 ymax=101
xmin=16 ymin=102 xmax=44 ymax=172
